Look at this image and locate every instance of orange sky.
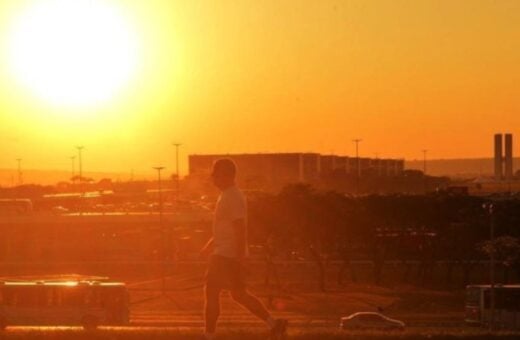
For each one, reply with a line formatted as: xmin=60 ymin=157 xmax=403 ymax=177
xmin=1 ymin=0 xmax=519 ymax=179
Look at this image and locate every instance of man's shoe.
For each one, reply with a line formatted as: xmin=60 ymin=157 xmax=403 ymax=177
xmin=270 ymin=318 xmax=288 ymax=339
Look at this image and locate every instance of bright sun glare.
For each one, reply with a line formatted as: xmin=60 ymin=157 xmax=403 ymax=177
xmin=7 ymin=0 xmax=139 ymax=107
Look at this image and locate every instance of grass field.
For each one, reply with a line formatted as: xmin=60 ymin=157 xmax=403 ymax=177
xmin=1 ymin=271 xmax=517 ymax=339
xmin=127 ymin=280 xmax=468 ymax=330
xmin=2 ymin=328 xmax=520 ymax=340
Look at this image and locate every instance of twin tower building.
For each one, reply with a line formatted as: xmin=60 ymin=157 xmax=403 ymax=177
xmin=494 ymin=133 xmax=514 ymax=181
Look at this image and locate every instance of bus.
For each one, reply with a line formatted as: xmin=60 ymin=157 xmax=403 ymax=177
xmin=465 ymin=284 xmax=520 ymax=329
xmin=0 ymin=279 xmax=129 ymax=330
xmin=0 ymin=199 xmax=33 ymax=215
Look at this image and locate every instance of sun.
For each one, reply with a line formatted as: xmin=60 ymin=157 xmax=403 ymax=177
xmin=7 ymin=0 xmax=139 ymax=107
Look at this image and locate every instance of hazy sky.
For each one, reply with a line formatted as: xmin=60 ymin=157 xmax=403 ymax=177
xmin=1 ymin=0 xmax=519 ymax=177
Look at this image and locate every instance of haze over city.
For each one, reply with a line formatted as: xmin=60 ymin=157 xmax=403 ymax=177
xmin=1 ymin=0 xmax=520 ymax=178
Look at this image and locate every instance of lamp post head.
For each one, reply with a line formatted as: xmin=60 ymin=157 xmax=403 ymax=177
xmin=483 ymin=202 xmax=495 ymax=214
xmin=152 ymin=166 xmax=165 ymax=175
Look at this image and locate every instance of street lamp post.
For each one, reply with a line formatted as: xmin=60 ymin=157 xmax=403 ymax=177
xmin=153 ymin=166 xmax=165 ymax=223
xmin=70 ymin=156 xmax=76 ymax=181
xmin=16 ymin=158 xmax=22 ymax=186
xmin=75 ymin=146 xmax=85 ymax=215
xmin=153 ymin=166 xmax=167 ymax=294
xmin=422 ymin=149 xmax=428 ymax=175
xmin=172 ymin=143 xmax=182 ymax=205
xmin=422 ymin=149 xmax=428 ymax=193
xmin=374 ymin=152 xmax=380 ymax=176
xmin=485 ymin=202 xmax=496 ymax=331
xmin=352 ymin=139 xmax=362 ymax=195
xmin=76 ymin=146 xmax=84 ymax=183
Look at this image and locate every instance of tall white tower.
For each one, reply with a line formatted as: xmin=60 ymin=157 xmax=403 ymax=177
xmin=494 ymin=133 xmax=514 ymax=181
xmin=505 ymin=133 xmax=513 ymax=180
xmin=494 ymin=134 xmax=503 ymax=181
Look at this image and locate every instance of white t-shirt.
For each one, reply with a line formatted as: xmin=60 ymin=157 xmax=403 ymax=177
xmin=213 ymin=185 xmax=248 ymax=259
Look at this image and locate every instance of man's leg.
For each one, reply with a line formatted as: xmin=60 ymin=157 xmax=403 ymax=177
xmin=230 ymin=289 xmax=271 ymax=322
xmin=204 ymin=284 xmax=221 ymax=337
xmin=230 ymin=289 xmax=288 ymax=337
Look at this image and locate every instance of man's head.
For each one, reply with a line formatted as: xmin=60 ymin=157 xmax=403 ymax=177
xmin=211 ymin=158 xmax=237 ymax=190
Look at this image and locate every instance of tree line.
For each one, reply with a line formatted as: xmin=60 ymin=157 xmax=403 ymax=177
xmin=247 ymin=184 xmax=520 ymax=290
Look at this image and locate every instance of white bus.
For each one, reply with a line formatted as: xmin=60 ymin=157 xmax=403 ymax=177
xmin=0 ymin=279 xmax=129 ymax=330
xmin=465 ymin=284 xmax=520 ymax=329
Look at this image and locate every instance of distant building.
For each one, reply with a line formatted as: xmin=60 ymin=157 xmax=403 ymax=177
xmin=188 ymin=153 xmax=404 ymax=191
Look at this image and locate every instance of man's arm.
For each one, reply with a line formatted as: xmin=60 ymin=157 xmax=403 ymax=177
xmin=232 ymin=218 xmax=247 ymax=260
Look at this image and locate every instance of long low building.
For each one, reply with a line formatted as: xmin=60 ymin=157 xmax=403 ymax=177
xmin=188 ymin=153 xmax=404 ymax=191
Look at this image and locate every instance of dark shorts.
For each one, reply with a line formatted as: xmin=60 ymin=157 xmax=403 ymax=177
xmin=205 ymin=255 xmax=246 ymax=291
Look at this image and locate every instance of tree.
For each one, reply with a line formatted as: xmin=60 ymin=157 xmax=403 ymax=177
xmin=478 ymin=236 xmax=520 ymax=283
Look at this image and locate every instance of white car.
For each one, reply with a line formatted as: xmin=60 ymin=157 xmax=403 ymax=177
xmin=340 ymin=312 xmax=405 ymax=330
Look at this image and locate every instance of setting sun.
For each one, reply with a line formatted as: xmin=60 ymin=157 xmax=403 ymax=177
xmin=6 ymin=0 xmax=139 ymax=108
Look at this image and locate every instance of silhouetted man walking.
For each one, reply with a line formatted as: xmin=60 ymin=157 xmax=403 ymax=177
xmin=200 ymin=158 xmax=287 ymax=339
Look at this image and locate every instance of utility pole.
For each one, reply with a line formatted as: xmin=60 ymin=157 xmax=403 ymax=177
xmin=172 ymin=143 xmax=182 ymax=205
xmin=16 ymin=158 xmax=22 ymax=186
xmin=352 ymin=139 xmax=362 ymax=195
xmin=422 ymin=149 xmax=428 ymax=193
xmin=76 ymin=146 xmax=84 ymax=183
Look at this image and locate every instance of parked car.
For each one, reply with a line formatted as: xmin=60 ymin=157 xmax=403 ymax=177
xmin=340 ymin=312 xmax=405 ymax=330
